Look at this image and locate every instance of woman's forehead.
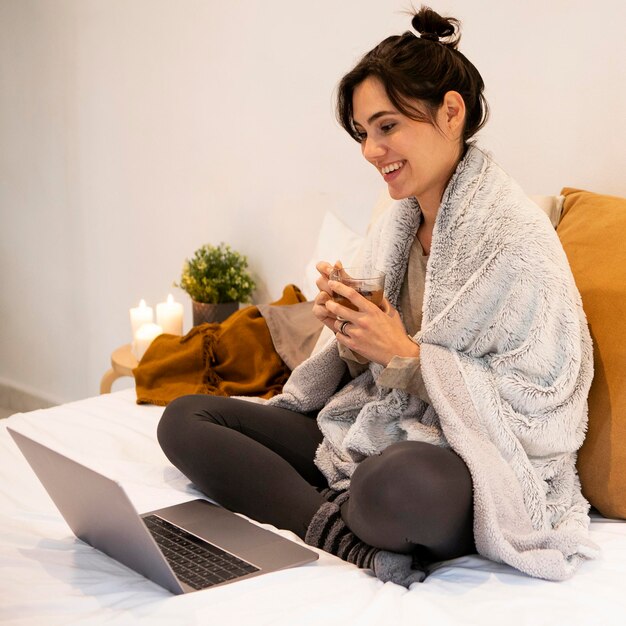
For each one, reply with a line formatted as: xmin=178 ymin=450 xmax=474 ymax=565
xmin=352 ymin=77 xmax=397 ymax=125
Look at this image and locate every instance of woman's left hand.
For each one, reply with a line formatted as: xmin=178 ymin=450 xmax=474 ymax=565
xmin=326 ymin=279 xmax=420 ymax=366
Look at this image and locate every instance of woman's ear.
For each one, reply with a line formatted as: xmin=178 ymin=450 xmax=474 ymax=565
xmin=441 ymin=91 xmax=466 ymax=138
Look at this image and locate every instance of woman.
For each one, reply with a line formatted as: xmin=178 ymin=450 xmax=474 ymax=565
xmin=158 ymin=7 xmax=597 ymax=585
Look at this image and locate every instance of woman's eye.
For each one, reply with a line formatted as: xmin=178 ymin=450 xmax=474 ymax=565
xmin=354 ymin=130 xmax=367 ymax=142
xmin=381 ymin=123 xmax=396 ymax=133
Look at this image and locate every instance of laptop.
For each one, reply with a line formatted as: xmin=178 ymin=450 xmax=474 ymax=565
xmin=8 ymin=427 xmax=318 ymax=594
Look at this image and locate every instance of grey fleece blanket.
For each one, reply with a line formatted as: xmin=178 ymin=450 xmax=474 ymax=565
xmin=268 ymin=146 xmax=598 ymax=580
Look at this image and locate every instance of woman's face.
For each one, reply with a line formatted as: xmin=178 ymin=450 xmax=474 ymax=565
xmin=352 ymin=77 xmax=464 ymax=212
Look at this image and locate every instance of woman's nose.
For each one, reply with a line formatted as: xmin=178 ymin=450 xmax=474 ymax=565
xmin=362 ymin=136 xmax=385 ymax=161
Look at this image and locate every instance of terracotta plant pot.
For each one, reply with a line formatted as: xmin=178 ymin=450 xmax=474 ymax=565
xmin=192 ymin=300 xmax=239 ymax=325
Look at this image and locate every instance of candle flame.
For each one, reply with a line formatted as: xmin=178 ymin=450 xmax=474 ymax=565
xmin=139 ymin=299 xmax=147 ymax=308
xmin=167 ymin=294 xmax=174 ymax=304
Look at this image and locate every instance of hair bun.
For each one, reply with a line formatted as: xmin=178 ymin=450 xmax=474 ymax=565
xmin=411 ymin=6 xmax=460 ymax=48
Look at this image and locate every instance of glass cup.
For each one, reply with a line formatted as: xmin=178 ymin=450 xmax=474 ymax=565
xmin=329 ymin=266 xmax=386 ymax=311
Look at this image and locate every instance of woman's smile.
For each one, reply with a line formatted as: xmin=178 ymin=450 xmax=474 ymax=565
xmin=380 ymin=160 xmax=406 ymax=181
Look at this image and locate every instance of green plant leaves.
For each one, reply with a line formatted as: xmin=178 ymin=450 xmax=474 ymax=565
xmin=176 ymin=243 xmax=256 ymax=304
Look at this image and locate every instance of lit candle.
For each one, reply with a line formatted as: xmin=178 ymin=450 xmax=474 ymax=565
xmin=130 ymin=299 xmax=154 ymax=338
xmin=156 ymin=293 xmax=184 ymax=336
xmin=132 ymin=322 xmax=163 ymax=361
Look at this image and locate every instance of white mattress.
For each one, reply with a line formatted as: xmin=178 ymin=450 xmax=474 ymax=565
xmin=2 ymin=389 xmax=626 ymax=625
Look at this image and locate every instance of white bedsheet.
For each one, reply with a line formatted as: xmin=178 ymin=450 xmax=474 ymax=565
xmin=2 ymin=389 xmax=625 ymax=625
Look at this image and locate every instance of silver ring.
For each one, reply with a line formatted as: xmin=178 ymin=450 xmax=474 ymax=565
xmin=339 ymin=320 xmax=350 ymax=336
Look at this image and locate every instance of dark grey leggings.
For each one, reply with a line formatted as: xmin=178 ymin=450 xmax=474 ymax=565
xmin=157 ymin=394 xmax=475 ymax=562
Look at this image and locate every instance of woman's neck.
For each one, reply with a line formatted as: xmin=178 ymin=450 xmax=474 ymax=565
xmin=417 ymin=213 xmax=434 ymax=255
xmin=415 ymin=144 xmax=467 ymax=250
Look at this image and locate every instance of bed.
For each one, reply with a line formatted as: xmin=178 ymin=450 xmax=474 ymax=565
xmin=2 ymin=390 xmax=626 ymax=625
xmin=3 ymin=188 xmax=626 ymax=625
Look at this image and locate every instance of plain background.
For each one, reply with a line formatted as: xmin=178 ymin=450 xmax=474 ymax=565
xmin=1 ymin=0 xmax=625 ymax=403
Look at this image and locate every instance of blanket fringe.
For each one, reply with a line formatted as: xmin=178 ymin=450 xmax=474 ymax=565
xmin=201 ymin=329 xmax=226 ymax=395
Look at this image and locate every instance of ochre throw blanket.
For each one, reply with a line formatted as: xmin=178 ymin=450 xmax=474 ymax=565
xmin=133 ymin=285 xmax=307 ymax=405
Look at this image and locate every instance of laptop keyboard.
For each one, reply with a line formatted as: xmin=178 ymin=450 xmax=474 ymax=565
xmin=143 ymin=514 xmax=259 ymax=590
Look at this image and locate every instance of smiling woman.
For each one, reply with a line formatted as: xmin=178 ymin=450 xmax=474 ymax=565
xmin=158 ymin=5 xmax=596 ymax=587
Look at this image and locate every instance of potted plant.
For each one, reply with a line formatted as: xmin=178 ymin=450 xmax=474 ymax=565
xmin=176 ymin=242 xmax=256 ymax=325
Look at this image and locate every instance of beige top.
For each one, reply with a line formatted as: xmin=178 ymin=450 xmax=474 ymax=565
xmin=338 ymin=235 xmax=431 ymax=403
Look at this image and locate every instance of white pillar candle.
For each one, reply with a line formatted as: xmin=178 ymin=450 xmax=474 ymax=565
xmin=129 ymin=299 xmax=154 ymax=338
xmin=132 ymin=322 xmax=163 ymax=361
xmin=156 ymin=293 xmax=184 ymax=336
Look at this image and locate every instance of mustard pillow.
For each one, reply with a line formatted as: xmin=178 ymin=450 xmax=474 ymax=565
xmin=557 ymin=188 xmax=626 ymax=519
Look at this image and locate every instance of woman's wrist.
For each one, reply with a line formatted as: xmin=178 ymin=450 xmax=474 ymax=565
xmin=383 ymin=335 xmax=420 ymax=366
xmin=400 ymin=335 xmax=421 ymax=358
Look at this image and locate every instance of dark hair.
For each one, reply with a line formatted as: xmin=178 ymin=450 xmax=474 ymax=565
xmin=337 ymin=6 xmax=489 ymax=146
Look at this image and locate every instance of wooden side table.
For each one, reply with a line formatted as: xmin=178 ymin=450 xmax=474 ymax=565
xmin=100 ymin=344 xmax=138 ymax=394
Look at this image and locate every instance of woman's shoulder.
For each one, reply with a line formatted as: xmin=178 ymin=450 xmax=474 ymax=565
xmin=462 ymin=147 xmax=553 ymax=231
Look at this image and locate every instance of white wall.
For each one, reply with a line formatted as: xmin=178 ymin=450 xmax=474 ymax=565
xmin=1 ymin=0 xmax=625 ymax=403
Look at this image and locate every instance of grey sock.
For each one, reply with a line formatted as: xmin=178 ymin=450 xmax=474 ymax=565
xmin=318 ymin=487 xmax=349 ymax=504
xmin=305 ymin=499 xmax=377 ymax=569
xmin=372 ymin=550 xmax=427 ymax=587
xmin=306 ymin=492 xmax=427 ymax=586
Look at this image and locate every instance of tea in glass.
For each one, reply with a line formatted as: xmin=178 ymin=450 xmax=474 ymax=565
xmin=329 ymin=267 xmax=385 ymax=311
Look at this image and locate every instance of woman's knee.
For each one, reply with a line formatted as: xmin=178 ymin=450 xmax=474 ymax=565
xmin=157 ymin=394 xmax=207 ymax=456
xmin=344 ymin=441 xmax=474 ymax=554
xmin=351 ymin=441 xmax=473 ymax=511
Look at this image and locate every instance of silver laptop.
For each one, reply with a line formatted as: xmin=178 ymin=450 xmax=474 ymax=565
xmin=8 ymin=427 xmax=318 ymax=594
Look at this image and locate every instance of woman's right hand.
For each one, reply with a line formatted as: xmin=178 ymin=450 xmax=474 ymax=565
xmin=312 ymin=260 xmax=343 ymax=332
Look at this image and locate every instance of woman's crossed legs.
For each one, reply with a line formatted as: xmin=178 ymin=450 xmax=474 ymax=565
xmin=157 ymin=395 xmax=474 ymax=562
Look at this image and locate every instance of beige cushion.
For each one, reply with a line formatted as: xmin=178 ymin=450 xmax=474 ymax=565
xmin=301 ymin=211 xmax=364 ymax=301
xmin=557 ymin=188 xmax=626 ymax=519
xmin=530 ymin=195 xmax=564 ymax=227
